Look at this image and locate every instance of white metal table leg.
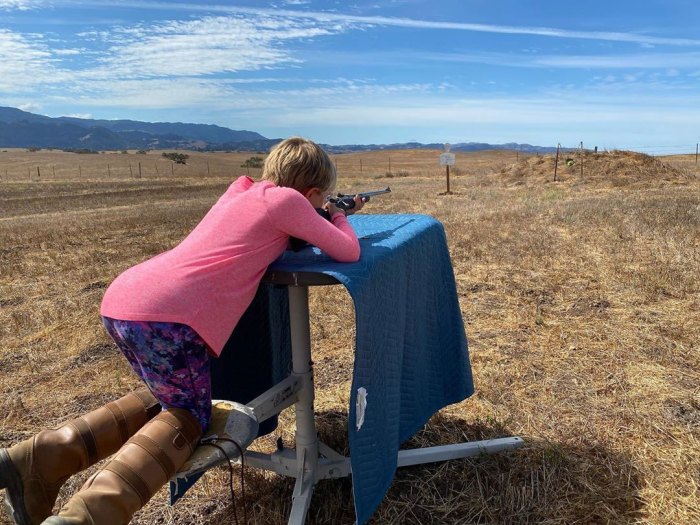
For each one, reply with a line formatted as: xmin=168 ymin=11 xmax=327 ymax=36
xmin=287 ymin=285 xmax=319 ymax=525
xmin=397 ymin=437 xmax=524 ymax=467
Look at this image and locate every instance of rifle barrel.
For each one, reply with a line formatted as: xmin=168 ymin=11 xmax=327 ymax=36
xmin=360 ymin=188 xmax=391 ymax=197
xmin=343 ymin=187 xmax=391 ymax=198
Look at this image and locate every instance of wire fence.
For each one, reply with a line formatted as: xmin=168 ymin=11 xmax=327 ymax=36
xmin=0 ymin=152 xmax=264 ymax=182
xmin=558 ymin=143 xmax=699 ymax=158
xmin=0 ymin=143 xmax=698 ymax=182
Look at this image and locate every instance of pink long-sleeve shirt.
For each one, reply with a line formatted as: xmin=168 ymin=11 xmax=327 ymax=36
xmin=101 ymin=176 xmax=360 ymax=356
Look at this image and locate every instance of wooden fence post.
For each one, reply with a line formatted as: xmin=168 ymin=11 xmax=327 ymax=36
xmin=553 ymin=143 xmax=560 ymax=182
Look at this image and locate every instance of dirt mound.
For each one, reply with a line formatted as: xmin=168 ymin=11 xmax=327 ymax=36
xmin=496 ymin=150 xmax=697 ymax=187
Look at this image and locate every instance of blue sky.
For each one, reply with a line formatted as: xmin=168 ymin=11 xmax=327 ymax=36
xmin=1 ymin=0 xmax=699 ymax=151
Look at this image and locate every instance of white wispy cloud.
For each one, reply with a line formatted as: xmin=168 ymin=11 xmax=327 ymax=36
xmin=575 ymin=72 xmax=697 ymax=94
xmin=0 ymin=0 xmax=40 ymax=10
xmin=60 ymin=1 xmax=700 ymax=47
xmin=18 ymin=102 xmax=42 ymax=112
xmin=0 ymin=12 xmax=350 ymax=92
xmin=87 ymin=15 xmax=346 ymax=79
xmin=533 ymin=52 xmax=700 ymax=69
xmin=384 ymin=50 xmax=700 ymax=70
xmin=61 ymin=77 xmax=237 ymax=108
xmin=54 ymin=77 xmax=437 ymax=112
xmin=261 ymin=81 xmax=433 ymax=99
xmin=0 ymin=29 xmax=72 ymax=90
xmin=52 ymin=47 xmax=84 ymax=55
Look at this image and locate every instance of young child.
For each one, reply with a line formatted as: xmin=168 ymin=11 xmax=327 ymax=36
xmin=1 ymin=137 xmax=364 ymax=525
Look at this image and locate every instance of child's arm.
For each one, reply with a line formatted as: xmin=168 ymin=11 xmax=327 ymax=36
xmin=268 ymin=191 xmax=361 ymax=262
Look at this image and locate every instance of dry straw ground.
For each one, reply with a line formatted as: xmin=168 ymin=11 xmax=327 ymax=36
xmin=1 ymin=148 xmax=699 ymax=524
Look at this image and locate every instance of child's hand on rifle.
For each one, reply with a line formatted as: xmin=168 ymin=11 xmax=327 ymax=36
xmin=328 ymin=187 xmax=389 ymax=215
xmin=345 ymin=195 xmax=366 ymax=215
xmin=325 ymin=195 xmax=365 ymax=216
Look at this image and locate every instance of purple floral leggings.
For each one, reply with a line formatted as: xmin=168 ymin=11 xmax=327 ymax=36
xmin=102 ymin=316 xmax=212 ymax=432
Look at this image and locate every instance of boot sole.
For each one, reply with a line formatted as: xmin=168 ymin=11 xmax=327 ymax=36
xmin=0 ymin=448 xmax=32 ymax=525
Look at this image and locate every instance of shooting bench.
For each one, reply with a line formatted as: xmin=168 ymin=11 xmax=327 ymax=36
xmin=170 ymin=214 xmax=524 ymax=524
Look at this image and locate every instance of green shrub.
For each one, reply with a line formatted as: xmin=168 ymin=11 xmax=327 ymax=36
xmin=162 ymin=152 xmax=189 ymax=164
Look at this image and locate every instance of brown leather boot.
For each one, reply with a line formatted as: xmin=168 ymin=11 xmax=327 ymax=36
xmin=0 ymin=389 xmax=160 ymax=525
xmin=43 ymin=408 xmax=202 ymax=525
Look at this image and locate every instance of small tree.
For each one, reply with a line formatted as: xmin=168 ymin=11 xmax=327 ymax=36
xmin=162 ymin=152 xmax=189 ymax=165
xmin=241 ymin=156 xmax=264 ymax=169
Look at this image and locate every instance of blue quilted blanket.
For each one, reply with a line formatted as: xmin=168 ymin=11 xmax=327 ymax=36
xmin=268 ymin=214 xmax=474 ymax=524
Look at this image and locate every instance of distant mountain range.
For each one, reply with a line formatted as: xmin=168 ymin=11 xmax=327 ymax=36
xmin=0 ymin=106 xmax=269 ymax=151
xmin=0 ymin=106 xmax=558 ymax=153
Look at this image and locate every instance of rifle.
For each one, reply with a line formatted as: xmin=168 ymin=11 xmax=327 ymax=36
xmin=328 ymin=187 xmax=391 ymax=211
xmin=289 ymin=187 xmax=391 ymax=251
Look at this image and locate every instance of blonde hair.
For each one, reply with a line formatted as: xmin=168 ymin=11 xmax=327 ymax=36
xmin=262 ymin=137 xmax=336 ymax=193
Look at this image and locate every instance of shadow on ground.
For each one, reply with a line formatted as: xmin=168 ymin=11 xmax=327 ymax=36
xmin=161 ymin=410 xmax=644 ymax=525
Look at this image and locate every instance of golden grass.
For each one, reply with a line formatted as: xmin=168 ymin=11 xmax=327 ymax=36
xmin=495 ymin=150 xmax=696 ymax=188
xmin=1 ymin=149 xmax=699 ymax=524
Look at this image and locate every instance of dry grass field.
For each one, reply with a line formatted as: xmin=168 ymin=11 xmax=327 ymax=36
xmin=1 ymin=148 xmax=699 ymax=524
